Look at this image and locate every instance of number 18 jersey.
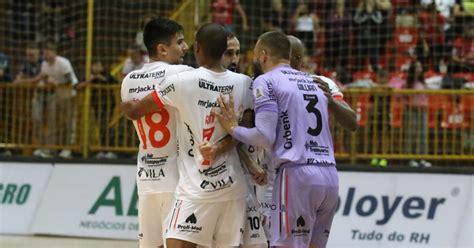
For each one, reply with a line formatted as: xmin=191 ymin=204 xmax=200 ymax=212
xmin=121 ymin=61 xmax=193 ymax=195
xmin=253 ymin=64 xmax=336 ymax=169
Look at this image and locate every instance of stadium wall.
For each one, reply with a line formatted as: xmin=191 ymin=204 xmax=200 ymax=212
xmin=0 ymin=162 xmax=472 ymax=247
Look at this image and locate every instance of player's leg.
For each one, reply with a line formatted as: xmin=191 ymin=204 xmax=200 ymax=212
xmin=310 ymin=167 xmax=339 ymax=248
xmin=138 ymin=193 xmax=167 ymax=248
xmin=270 ymin=166 xmax=327 ymax=248
xmin=160 ymin=192 xmax=175 ymax=246
xmin=213 ymin=198 xmax=246 ymax=247
xmin=167 ymin=238 xmax=197 ymax=248
xmin=165 ymin=199 xmax=220 ymax=247
xmin=241 ymin=193 xmax=268 ymax=248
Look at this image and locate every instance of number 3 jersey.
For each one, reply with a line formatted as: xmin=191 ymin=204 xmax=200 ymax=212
xmin=151 ymin=67 xmax=254 ymax=202
xmin=253 ymin=64 xmax=336 ymax=169
xmin=121 ymin=61 xmax=193 ymax=195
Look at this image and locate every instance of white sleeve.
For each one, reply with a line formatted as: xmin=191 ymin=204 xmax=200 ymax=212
xmin=152 ymin=74 xmax=182 ymax=110
xmin=64 ymin=59 xmax=78 ymax=84
xmin=241 ymin=75 xmax=254 ymax=110
xmin=317 ymin=75 xmax=344 ymax=100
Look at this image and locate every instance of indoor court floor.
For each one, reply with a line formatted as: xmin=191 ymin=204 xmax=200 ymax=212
xmin=0 ymin=235 xmax=137 ymax=248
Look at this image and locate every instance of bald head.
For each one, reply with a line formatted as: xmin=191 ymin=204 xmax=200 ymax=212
xmin=195 ymin=23 xmax=228 ymax=60
xmin=287 ymin=35 xmax=306 ymax=70
xmin=256 ymin=31 xmax=291 ymax=60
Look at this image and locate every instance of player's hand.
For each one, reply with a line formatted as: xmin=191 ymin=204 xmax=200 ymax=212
xmin=198 ymin=141 xmax=217 ymax=163
xmin=313 ymin=76 xmax=334 ymax=105
xmin=211 ymin=94 xmax=240 ymax=134
xmin=253 ymin=171 xmax=268 ymax=186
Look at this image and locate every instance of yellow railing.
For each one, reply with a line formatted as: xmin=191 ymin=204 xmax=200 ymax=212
xmin=0 ymin=84 xmax=473 ymax=163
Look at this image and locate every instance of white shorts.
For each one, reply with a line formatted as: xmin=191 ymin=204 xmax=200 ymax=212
xmin=138 ymin=192 xmax=174 ymax=248
xmin=165 ymin=198 xmax=246 ymax=247
xmin=242 ymin=194 xmax=268 ymax=247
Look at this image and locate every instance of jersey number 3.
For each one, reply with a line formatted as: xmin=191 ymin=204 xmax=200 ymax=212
xmin=303 ymin=94 xmax=322 ymax=136
xmin=137 ymin=109 xmax=171 ymax=149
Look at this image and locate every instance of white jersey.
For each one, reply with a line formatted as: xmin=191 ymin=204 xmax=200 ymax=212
xmin=151 ymin=67 xmax=254 ymax=202
xmin=121 ymin=61 xmax=193 ymax=195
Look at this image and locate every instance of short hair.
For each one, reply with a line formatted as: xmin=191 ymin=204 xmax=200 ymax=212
xmin=143 ymin=18 xmax=183 ymax=57
xmin=43 ymin=42 xmax=57 ymax=52
xmin=195 ymin=23 xmax=227 ymax=60
xmin=257 ymin=31 xmax=290 ymax=60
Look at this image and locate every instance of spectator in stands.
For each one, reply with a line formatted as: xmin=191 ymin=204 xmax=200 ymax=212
xmin=449 ymin=25 xmax=474 ymax=72
xmin=13 ymin=43 xmax=43 ymax=84
xmin=0 ymin=52 xmax=12 ymax=156
xmin=121 ymin=46 xmax=148 ymax=77
xmin=404 ymin=60 xmax=432 ymax=167
xmin=135 ymin=15 xmax=155 ymax=52
xmin=0 ymin=52 xmax=12 ymax=82
xmin=262 ymin=0 xmax=283 ymax=32
xmin=354 ymin=0 xmax=384 ymax=72
xmin=77 ymin=61 xmax=118 ymax=159
xmin=13 ymin=44 xmax=43 ymax=156
xmin=370 ymin=69 xmax=392 ymax=167
xmin=325 ymin=0 xmax=352 ymax=71
xmin=32 ymin=43 xmax=78 ymax=159
xmin=419 ymin=3 xmax=447 ymax=72
xmin=292 ymin=2 xmax=320 ymax=56
xmin=211 ymin=0 xmax=249 ymax=32
xmin=421 ymin=0 xmax=456 ymax=22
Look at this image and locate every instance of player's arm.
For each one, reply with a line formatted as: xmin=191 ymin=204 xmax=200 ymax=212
xmin=198 ymin=135 xmax=237 ymax=163
xmin=235 ymin=2 xmax=249 ymax=31
xmin=199 ymin=107 xmax=256 ymax=161
xmin=236 ymin=145 xmax=267 ymax=185
xmin=122 ymin=75 xmax=180 ymax=120
xmin=314 ymin=77 xmax=358 ymax=131
xmin=121 ymin=92 xmax=161 ymax=120
xmin=213 ymin=92 xmax=277 ymax=150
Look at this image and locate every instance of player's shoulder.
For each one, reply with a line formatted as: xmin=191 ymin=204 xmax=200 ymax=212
xmin=166 ymin=64 xmax=194 ymax=74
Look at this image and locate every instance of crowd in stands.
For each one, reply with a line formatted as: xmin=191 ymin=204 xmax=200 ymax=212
xmin=0 ymin=0 xmax=472 ymax=160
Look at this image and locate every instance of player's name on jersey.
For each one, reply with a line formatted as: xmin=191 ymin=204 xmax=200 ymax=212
xmin=198 ymin=78 xmax=234 ymax=94
xmin=128 ymin=70 xmax=165 ymax=80
xmin=297 ymin=83 xmax=318 ymax=92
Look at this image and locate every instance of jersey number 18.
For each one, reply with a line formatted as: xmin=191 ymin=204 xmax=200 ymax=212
xmin=136 ymin=109 xmax=171 ymax=149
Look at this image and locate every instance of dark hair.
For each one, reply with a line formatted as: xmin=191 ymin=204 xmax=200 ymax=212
xmin=195 ymin=23 xmax=227 ymax=60
xmin=406 ymin=60 xmax=424 ymax=89
xmin=143 ymin=18 xmax=183 ymax=57
xmin=257 ymin=31 xmax=290 ymax=60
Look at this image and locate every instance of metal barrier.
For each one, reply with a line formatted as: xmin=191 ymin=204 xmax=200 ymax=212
xmin=0 ymin=84 xmax=472 ymax=163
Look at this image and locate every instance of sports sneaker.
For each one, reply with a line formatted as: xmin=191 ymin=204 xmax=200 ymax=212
xmin=419 ymin=160 xmax=432 ymax=168
xmin=104 ymin=152 xmax=118 ymax=160
xmin=370 ymin=158 xmax=379 ymax=166
xmin=59 ymin=149 xmax=73 ymax=159
xmin=33 ymin=149 xmax=53 ymax=158
xmin=0 ymin=150 xmax=12 ymax=157
xmin=408 ymin=160 xmax=419 ymax=167
xmin=378 ymin=159 xmax=388 ymax=167
xmin=94 ymin=152 xmax=106 ymax=159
